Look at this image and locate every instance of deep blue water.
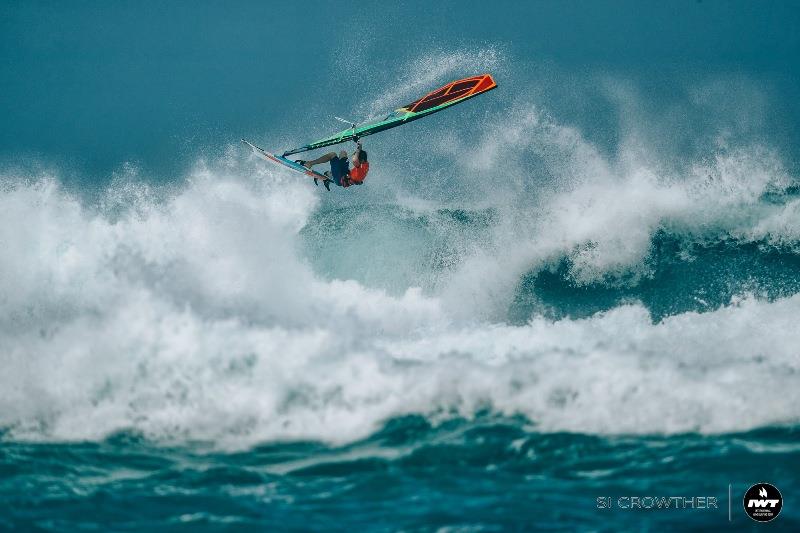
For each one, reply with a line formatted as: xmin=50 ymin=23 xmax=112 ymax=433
xmin=3 ymin=422 xmax=799 ymax=531
xmin=2 ymin=1 xmax=800 ymax=530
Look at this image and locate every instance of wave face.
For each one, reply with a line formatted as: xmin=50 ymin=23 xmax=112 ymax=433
xmin=3 ymin=4 xmax=800 ymax=528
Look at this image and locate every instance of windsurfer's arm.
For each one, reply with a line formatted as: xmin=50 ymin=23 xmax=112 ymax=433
xmin=351 ymin=141 xmax=363 ymax=166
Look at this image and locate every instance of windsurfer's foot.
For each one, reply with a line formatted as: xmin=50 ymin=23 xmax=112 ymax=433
xmin=296 ymin=160 xmax=312 ymax=169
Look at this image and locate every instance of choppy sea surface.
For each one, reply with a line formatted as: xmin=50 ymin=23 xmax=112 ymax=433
xmin=1 ymin=1 xmax=799 ymax=530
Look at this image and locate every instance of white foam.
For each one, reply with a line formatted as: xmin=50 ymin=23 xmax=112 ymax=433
xmin=1 ymin=155 xmax=798 ymax=449
xmin=434 ymin=103 xmax=798 ymax=317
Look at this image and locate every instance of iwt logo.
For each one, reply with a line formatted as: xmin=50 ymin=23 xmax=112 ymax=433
xmin=743 ymin=483 xmax=782 ymax=522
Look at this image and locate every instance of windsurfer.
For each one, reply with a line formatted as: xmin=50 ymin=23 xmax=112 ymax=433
xmin=296 ymin=142 xmax=369 ymax=189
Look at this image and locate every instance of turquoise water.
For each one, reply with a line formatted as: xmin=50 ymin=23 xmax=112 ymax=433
xmin=3 ymin=424 xmax=798 ymax=531
xmin=2 ymin=1 xmax=800 ymax=530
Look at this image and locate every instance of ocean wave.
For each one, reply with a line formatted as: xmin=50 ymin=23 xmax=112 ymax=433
xmin=1 ymin=162 xmax=798 ymax=449
xmin=429 ymin=103 xmax=799 ymax=318
xmin=2 ymin=48 xmax=799 ymax=447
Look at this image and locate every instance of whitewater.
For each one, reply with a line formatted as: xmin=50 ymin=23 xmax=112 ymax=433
xmin=2 ymin=97 xmax=798 ymax=449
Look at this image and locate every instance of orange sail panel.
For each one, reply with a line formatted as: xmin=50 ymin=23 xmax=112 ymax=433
xmin=403 ymin=74 xmax=498 ymax=113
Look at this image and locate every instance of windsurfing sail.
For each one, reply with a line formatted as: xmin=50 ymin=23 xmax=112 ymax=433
xmin=282 ymin=73 xmax=497 ymax=156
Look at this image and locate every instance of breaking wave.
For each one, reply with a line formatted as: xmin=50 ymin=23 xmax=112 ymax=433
xmin=1 ymin=47 xmax=799 ymax=450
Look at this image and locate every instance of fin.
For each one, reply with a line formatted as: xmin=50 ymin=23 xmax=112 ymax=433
xmin=314 ymin=178 xmax=319 ymax=186
xmin=324 ymin=180 xmax=331 ymax=191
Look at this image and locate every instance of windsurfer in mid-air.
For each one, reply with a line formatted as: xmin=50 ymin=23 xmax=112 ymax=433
xmin=296 ymin=141 xmax=369 ymax=190
xmin=242 ymin=75 xmax=496 ymax=191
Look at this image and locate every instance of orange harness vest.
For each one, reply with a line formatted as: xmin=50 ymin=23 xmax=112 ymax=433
xmin=347 ymin=161 xmax=369 ymax=184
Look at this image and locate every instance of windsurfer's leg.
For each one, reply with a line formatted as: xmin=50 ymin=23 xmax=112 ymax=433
xmin=303 ymin=152 xmax=336 ymax=169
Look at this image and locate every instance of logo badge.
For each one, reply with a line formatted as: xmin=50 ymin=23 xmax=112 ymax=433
xmin=743 ymin=483 xmax=782 ymax=522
